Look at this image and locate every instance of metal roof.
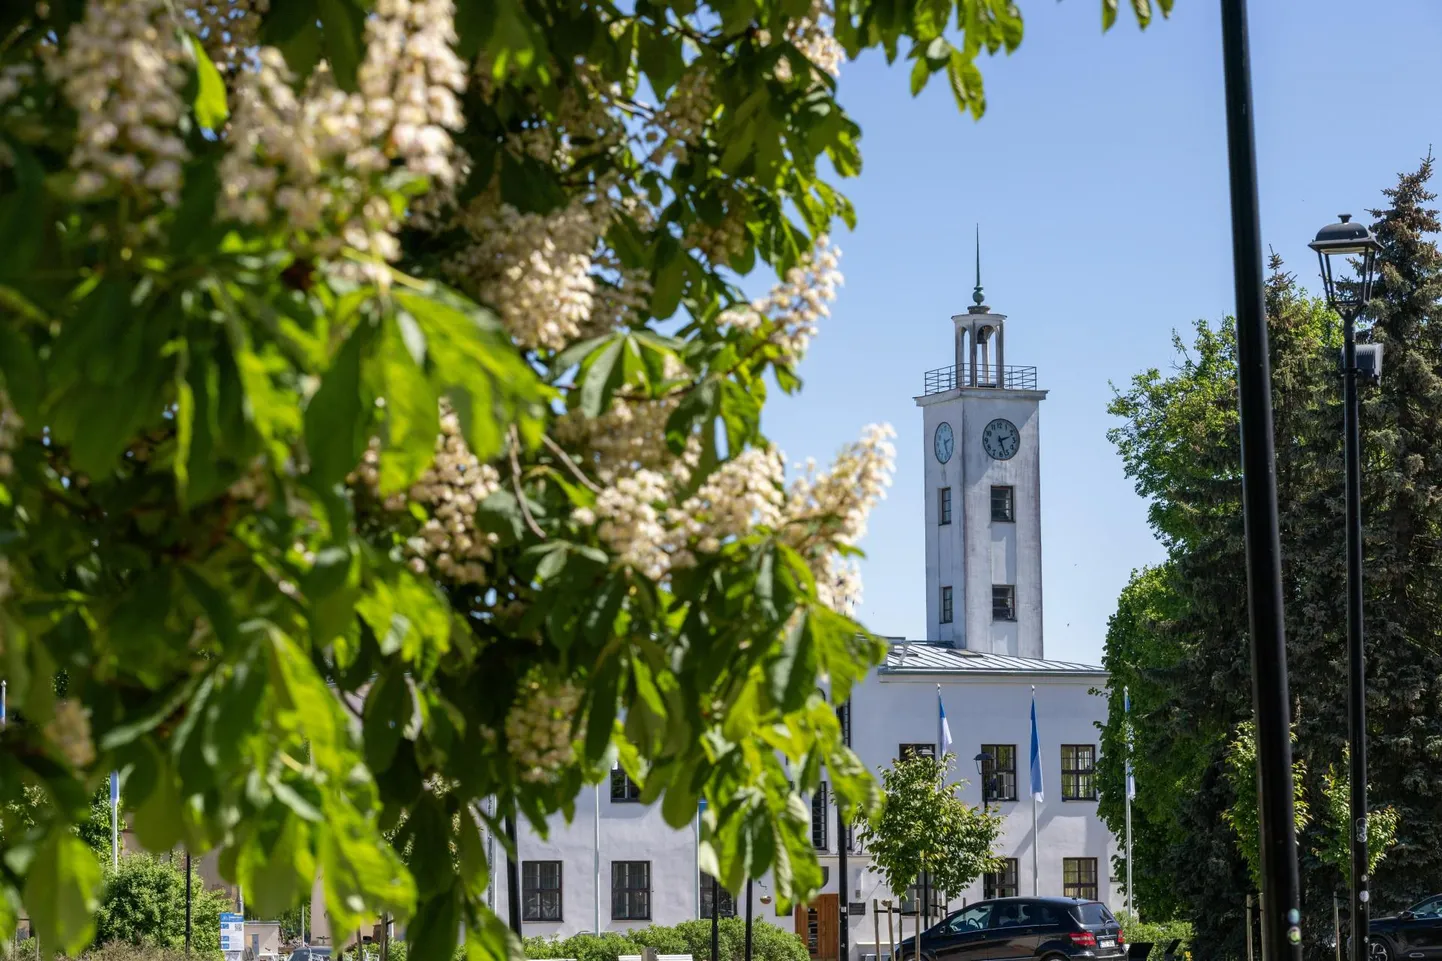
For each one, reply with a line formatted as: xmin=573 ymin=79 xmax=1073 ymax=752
xmin=879 ymin=641 xmax=1106 ymax=677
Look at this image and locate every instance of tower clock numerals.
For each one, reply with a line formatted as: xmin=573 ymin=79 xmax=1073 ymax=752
xmin=933 ymin=422 xmax=955 ymax=464
xmin=982 ymin=418 xmax=1021 ymax=460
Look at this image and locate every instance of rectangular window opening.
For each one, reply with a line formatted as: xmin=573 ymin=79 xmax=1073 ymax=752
xmin=700 ymin=872 xmax=737 ymax=919
xmin=992 ymin=585 xmax=1016 ymax=622
xmin=980 ymin=744 xmax=1018 ymax=802
xmin=940 ymin=585 xmax=954 ymax=624
xmin=939 ymin=487 xmax=953 ymax=526
xmin=983 ymin=859 xmax=1020 ymax=900
xmin=522 ymin=861 xmax=562 ymax=922
xmin=611 ymin=861 xmax=651 ymax=920
xmin=1063 ymin=858 xmax=1099 ymax=901
xmin=811 ymin=782 xmax=829 ymax=850
xmin=991 ymin=486 xmax=1015 ymax=522
xmin=1061 ymin=745 xmax=1098 ymax=800
xmin=610 ymin=768 xmax=642 ymax=802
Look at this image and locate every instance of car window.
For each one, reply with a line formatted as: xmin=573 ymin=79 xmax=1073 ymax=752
xmin=1413 ymin=898 xmax=1442 ymax=918
xmin=1031 ymin=903 xmax=1065 ymax=926
xmin=942 ymin=904 xmax=993 ymax=934
xmin=991 ymin=902 xmax=1036 ymax=928
xmin=1074 ymin=902 xmax=1115 ymax=926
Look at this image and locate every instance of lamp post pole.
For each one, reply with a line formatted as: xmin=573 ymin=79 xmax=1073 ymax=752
xmin=1219 ymin=2 xmax=1305 ymax=959
xmin=1308 ymin=212 xmax=1382 ymax=961
xmin=1342 ymin=298 xmax=1370 ymax=961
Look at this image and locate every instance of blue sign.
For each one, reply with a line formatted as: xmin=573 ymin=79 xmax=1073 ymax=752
xmin=220 ymin=912 xmax=244 ymax=952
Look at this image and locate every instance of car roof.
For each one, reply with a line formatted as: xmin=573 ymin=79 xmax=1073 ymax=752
xmin=974 ymin=896 xmax=1096 ymax=906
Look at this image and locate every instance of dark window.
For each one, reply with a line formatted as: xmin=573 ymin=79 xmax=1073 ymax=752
xmin=1063 ymin=859 xmax=1099 ymax=901
xmin=941 ymin=586 xmax=954 ymax=624
xmin=1073 ymin=901 xmax=1114 ymax=925
xmin=700 ymin=872 xmax=737 ymax=918
xmin=981 ymin=745 xmax=1018 ymax=802
xmin=611 ymin=861 xmax=651 ymax=920
xmin=901 ymin=871 xmax=944 ymax=916
xmin=1061 ymin=745 xmax=1098 ymax=800
xmin=899 ymin=743 xmax=935 ymax=761
xmin=982 ymin=859 xmax=1019 ymax=900
xmin=991 ymin=486 xmax=1014 ymax=522
xmin=992 ymin=585 xmax=1015 ymax=621
xmin=522 ymin=861 xmax=562 ymax=922
xmin=803 ymin=906 xmax=819 ymax=954
xmin=939 ymin=487 xmax=953 ymax=525
xmin=811 ymin=782 xmax=829 ymax=850
xmin=610 ymin=768 xmax=642 ymax=802
xmin=837 ymin=702 xmax=851 ymax=747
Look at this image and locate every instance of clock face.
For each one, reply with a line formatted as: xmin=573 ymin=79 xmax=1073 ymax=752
xmin=982 ymin=418 xmax=1021 ymax=460
xmin=933 ymin=422 xmax=955 ymax=464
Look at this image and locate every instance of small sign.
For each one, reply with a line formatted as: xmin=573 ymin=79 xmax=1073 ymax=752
xmin=220 ymin=912 xmax=244 ymax=956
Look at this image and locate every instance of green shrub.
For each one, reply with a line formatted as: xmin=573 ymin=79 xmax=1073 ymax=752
xmin=1115 ymin=914 xmax=1193 ymax=960
xmin=523 ymin=920 xmax=805 ymax=961
xmin=93 ymin=854 xmax=233 ymax=955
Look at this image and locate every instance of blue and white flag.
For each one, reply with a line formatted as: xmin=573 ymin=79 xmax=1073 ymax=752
xmin=1124 ymin=688 xmax=1136 ymax=801
xmin=110 ymin=771 xmax=119 ymax=806
xmin=937 ymin=687 xmax=953 ymax=757
xmin=1029 ymin=689 xmax=1044 ymax=803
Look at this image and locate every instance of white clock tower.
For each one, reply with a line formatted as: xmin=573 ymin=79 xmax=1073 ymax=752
xmin=915 ymin=264 xmax=1047 ymax=657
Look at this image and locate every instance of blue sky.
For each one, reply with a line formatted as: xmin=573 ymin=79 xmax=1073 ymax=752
xmin=759 ymin=0 xmax=1442 ymax=664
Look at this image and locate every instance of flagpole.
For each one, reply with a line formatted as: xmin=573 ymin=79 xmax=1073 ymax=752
xmin=110 ymin=772 xmax=119 ymax=869
xmin=1124 ymin=687 xmax=1134 ymax=918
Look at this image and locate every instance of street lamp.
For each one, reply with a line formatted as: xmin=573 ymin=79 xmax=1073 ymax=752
xmin=973 ymin=752 xmax=994 ymax=812
xmin=1309 ymin=213 xmax=1383 ymax=961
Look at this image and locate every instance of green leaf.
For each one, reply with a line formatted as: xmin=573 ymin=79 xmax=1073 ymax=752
xmin=186 ymin=34 xmax=229 ymax=129
xmin=132 ymin=753 xmax=185 ymax=852
xmin=651 ymin=248 xmax=687 ymax=320
xmin=767 ymin=610 xmax=818 ymax=712
xmin=23 ymin=832 xmax=103 ymax=956
xmin=356 ymin=568 xmax=450 ymax=662
xmin=174 ymin=372 xmax=194 ymax=500
xmin=1129 ymin=0 xmax=1152 ymax=26
xmin=317 ymin=0 xmax=367 ymax=92
xmin=305 ymin=323 xmax=368 ymax=488
xmin=319 ymin=795 xmax=417 ymax=935
xmin=909 ymin=55 xmax=932 ymax=96
xmin=377 ymin=317 xmax=440 ymax=495
xmin=577 ymin=336 xmax=625 ymax=418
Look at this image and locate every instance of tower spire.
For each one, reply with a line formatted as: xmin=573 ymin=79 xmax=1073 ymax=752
xmin=969 ymin=224 xmax=989 ymax=313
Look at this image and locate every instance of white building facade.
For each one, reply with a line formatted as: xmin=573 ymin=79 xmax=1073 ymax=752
xmin=472 ymin=287 xmax=1120 ymax=959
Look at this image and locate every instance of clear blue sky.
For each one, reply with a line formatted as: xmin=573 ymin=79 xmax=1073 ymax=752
xmin=759 ymin=0 xmax=1442 ymax=665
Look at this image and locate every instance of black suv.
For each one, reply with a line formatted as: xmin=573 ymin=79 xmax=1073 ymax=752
xmin=1364 ymin=894 xmax=1442 ymax=961
xmin=897 ymin=897 xmax=1125 ymax=961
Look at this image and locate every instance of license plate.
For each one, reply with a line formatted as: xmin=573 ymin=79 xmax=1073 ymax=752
xmin=1099 ymin=940 xmax=1116 ymax=949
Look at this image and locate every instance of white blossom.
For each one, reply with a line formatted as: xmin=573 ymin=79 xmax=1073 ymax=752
xmin=719 ymin=236 xmax=842 ymax=363
xmin=788 ymin=0 xmax=845 ymax=78
xmin=52 ymin=0 xmax=190 ymax=207
xmin=505 ymin=673 xmax=583 ymax=783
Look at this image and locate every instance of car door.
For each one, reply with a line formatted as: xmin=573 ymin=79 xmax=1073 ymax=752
xmin=1406 ymin=899 xmax=1442 ymax=958
xmin=985 ymin=900 xmax=1044 ymax=961
xmin=930 ymin=904 xmax=994 ymax=961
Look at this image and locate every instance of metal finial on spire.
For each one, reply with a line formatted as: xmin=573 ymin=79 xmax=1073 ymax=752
xmin=972 ymin=224 xmax=985 ymax=306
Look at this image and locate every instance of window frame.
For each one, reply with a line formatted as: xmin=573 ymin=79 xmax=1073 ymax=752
xmin=811 ymin=782 xmax=829 ymax=851
xmin=1060 ymin=744 xmax=1098 ymax=801
xmin=521 ymin=860 xmax=563 ymax=923
xmin=992 ymin=585 xmax=1016 ymax=622
xmin=939 ymin=487 xmax=953 ymax=526
xmin=610 ymin=767 xmax=642 ymax=802
xmin=980 ymin=744 xmax=1018 ymax=802
xmin=1062 ymin=857 xmax=1099 ymax=901
xmin=982 ymin=859 xmax=1019 ymax=900
xmin=898 ymin=743 xmax=936 ymax=761
xmin=700 ymin=871 xmax=738 ymax=919
xmin=611 ymin=861 xmax=652 ymax=921
xmin=940 ymin=585 xmax=954 ymax=624
xmin=990 ymin=485 xmax=1015 ymax=522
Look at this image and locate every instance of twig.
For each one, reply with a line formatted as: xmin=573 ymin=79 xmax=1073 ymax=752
xmin=509 ymin=425 xmax=547 ymax=539
xmin=542 ymin=435 xmax=603 ymax=493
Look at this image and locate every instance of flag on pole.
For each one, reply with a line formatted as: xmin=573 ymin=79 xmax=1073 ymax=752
xmin=110 ymin=771 xmax=119 ymax=806
xmin=1124 ymin=688 xmax=1136 ymax=801
xmin=1029 ymin=690 xmax=1044 ymax=802
xmin=937 ymin=686 xmax=953 ymax=757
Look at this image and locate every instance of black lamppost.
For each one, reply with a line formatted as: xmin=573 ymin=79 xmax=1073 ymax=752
xmin=973 ymin=753 xmax=994 ymax=814
xmin=1309 ymin=213 xmax=1383 ymax=961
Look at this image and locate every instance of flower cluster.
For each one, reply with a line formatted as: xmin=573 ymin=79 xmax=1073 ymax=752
xmin=787 ymin=0 xmax=845 ymax=79
xmin=52 ymin=0 xmax=191 ymax=207
xmin=652 ymin=68 xmax=714 ymax=165
xmin=719 ymin=237 xmax=842 ymax=363
xmin=0 ymin=390 xmax=20 ymax=477
xmin=219 ymin=0 xmax=466 ymax=270
xmin=584 ymin=469 xmax=672 ymax=581
xmin=402 ymin=409 xmax=502 ymax=586
xmin=44 ymin=698 xmax=97 ymax=768
xmin=448 ymin=194 xmax=609 ymax=351
xmin=504 ymin=673 xmax=583 ymax=783
xmin=667 ymin=447 xmax=787 ymax=561
xmin=686 ymin=193 xmax=750 ymax=267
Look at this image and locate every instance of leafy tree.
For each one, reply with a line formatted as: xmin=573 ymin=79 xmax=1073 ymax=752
xmin=94 ymin=854 xmax=232 ymax=954
xmin=1220 ymin=721 xmax=1309 ymax=893
xmin=853 ymin=752 xmax=1003 ymax=929
xmin=1098 ymin=156 xmax=1442 ymax=960
xmin=1312 ymin=747 xmax=1400 ymax=883
xmin=0 ymin=0 xmax=1173 ymax=957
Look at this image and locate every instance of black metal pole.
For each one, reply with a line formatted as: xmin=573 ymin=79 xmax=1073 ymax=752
xmin=745 ymin=878 xmax=754 ymax=961
xmin=185 ymin=849 xmax=192 ymax=954
xmin=505 ymin=815 xmax=522 ymax=938
xmin=1219 ymin=3 xmax=1304 ymax=960
xmin=837 ymin=795 xmax=849 ymax=961
xmin=1343 ymin=309 xmax=1370 ymax=961
xmin=711 ymin=873 xmax=720 ymax=961
xmin=920 ymin=869 xmax=929 ymax=957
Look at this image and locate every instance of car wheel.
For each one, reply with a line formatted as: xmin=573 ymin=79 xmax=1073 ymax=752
xmin=1369 ymin=938 xmax=1393 ymax=961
